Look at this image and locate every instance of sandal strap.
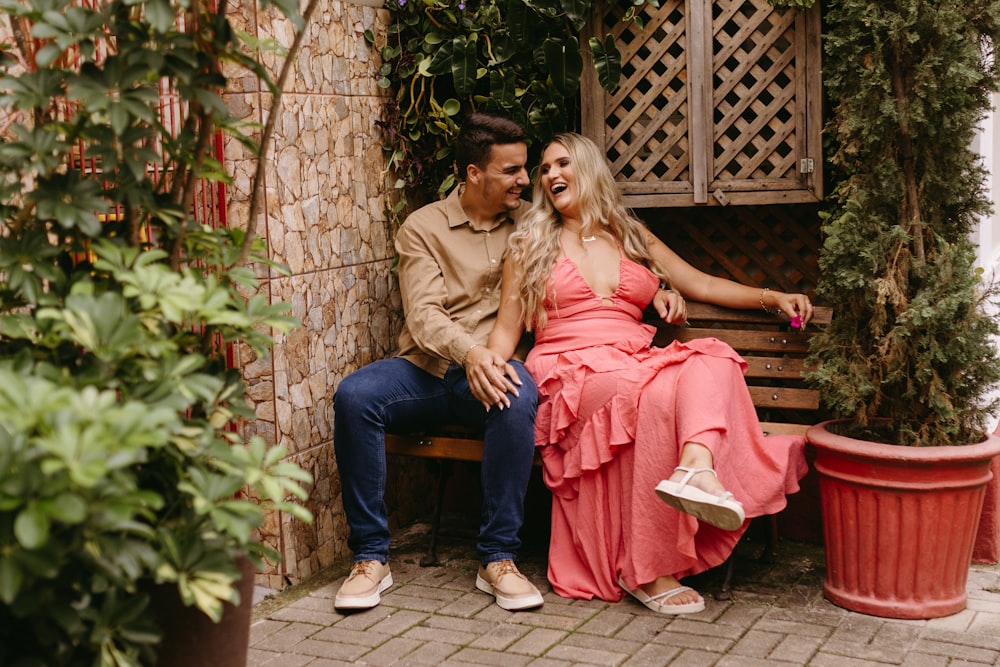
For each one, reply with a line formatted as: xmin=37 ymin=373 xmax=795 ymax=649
xmin=673 ymin=466 xmax=718 ymax=490
xmin=718 ymin=490 xmax=741 ymax=504
xmin=648 ymin=585 xmax=695 ymax=603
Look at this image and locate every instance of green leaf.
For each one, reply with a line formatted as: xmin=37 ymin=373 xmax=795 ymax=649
xmin=0 ymin=557 xmax=22 ymax=604
xmin=33 ymin=43 xmax=64 ymax=68
xmin=33 ymin=175 xmax=105 ymax=235
xmin=439 ymin=173 xmax=456 ymax=194
xmin=451 ymin=36 xmax=478 ymax=96
xmin=108 ymin=103 xmax=129 ymax=136
xmin=505 ymin=0 xmax=532 ymax=48
xmin=40 ymin=492 xmax=88 ymax=524
xmin=560 ymin=0 xmax=590 ymax=32
xmin=425 ymin=40 xmax=455 ymax=77
xmin=146 ymin=0 xmax=178 ymax=34
xmin=263 ymin=0 xmax=305 ymax=30
xmin=541 ymin=36 xmax=582 ymax=97
xmin=14 ymin=503 xmax=50 ymax=549
xmin=489 ymin=71 xmax=516 ymax=108
xmin=491 ymin=34 xmax=516 ymax=64
xmin=178 ymin=570 xmax=239 ymax=622
xmin=590 ymin=34 xmax=622 ymax=94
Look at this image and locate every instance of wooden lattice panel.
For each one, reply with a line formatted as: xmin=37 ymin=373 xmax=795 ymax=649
xmin=713 ymin=2 xmax=798 ymax=182
xmin=601 ymin=0 xmax=691 ymax=186
xmin=582 ymin=0 xmax=822 ymax=207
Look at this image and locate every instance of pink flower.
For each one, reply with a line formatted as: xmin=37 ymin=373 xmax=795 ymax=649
xmin=790 ymin=314 xmax=803 ymax=330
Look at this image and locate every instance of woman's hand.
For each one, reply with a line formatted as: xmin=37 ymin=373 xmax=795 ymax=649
xmin=465 ymin=345 xmax=522 ymax=410
xmin=768 ymin=290 xmax=814 ymax=328
xmin=651 ymin=288 xmax=687 ymax=324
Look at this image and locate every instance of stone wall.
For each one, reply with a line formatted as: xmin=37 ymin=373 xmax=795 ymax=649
xmin=224 ymin=0 xmax=413 ymax=589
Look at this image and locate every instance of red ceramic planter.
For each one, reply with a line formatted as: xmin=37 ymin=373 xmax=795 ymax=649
xmin=807 ymin=420 xmax=1000 ymax=619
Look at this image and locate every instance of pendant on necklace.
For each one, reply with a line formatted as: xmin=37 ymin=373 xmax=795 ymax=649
xmin=581 ymin=234 xmax=597 ymax=243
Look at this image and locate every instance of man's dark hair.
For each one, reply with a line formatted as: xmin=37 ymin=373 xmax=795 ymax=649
xmin=454 ymin=112 xmax=527 ymax=178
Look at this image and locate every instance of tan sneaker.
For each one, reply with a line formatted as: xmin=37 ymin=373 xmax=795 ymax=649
xmin=334 ymin=560 xmax=393 ymax=610
xmin=475 ymin=559 xmax=544 ymax=611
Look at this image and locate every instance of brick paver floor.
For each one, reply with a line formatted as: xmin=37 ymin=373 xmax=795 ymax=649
xmin=249 ymin=525 xmax=1000 ymax=666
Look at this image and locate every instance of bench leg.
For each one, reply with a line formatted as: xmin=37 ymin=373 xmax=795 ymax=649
xmin=716 ymin=514 xmax=780 ymax=600
xmin=420 ymin=460 xmax=452 ymax=567
xmin=760 ymin=514 xmax=778 ymax=563
xmin=718 ymin=553 xmax=736 ymax=600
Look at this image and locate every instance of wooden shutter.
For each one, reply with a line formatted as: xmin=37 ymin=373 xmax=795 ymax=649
xmin=581 ymin=0 xmax=822 ymax=207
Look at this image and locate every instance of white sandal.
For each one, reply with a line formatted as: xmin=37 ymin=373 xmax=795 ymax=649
xmin=654 ymin=466 xmax=746 ymax=531
xmin=618 ymin=576 xmax=705 ymax=615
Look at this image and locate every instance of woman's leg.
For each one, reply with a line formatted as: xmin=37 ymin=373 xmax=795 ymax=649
xmin=663 ymin=442 xmax=728 ymax=495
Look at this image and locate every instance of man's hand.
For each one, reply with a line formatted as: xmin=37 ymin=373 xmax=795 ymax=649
xmin=651 ymin=289 xmax=687 ymax=324
xmin=464 ymin=344 xmax=522 ymax=410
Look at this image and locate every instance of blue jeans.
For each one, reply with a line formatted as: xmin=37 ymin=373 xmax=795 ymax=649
xmin=333 ymin=357 xmax=538 ymax=566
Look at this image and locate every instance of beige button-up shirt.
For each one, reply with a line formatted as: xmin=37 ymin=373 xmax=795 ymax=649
xmin=395 ymin=187 xmax=528 ymax=378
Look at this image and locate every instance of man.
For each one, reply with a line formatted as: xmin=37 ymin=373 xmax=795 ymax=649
xmin=332 ymin=113 xmax=543 ymax=612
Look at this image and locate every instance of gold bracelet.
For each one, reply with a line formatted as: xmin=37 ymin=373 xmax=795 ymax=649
xmin=759 ymin=287 xmax=778 ymax=315
xmin=462 ymin=343 xmax=481 ymax=367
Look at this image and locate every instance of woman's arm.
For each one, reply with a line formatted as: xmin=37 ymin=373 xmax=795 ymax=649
xmin=645 ymin=229 xmax=814 ymax=324
xmin=487 ymin=257 xmax=528 ymax=359
xmin=467 ymin=257 xmax=529 ymax=409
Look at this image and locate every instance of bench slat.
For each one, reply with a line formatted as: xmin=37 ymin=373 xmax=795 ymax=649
xmin=748 ymin=386 xmax=820 ymax=411
xmin=385 ymin=432 xmax=485 ymax=462
xmin=744 ymin=356 xmax=808 ymax=379
xmin=759 ymin=421 xmax=810 ymax=437
xmin=680 ymin=302 xmax=833 ymax=326
xmin=659 ymin=327 xmax=814 ymax=354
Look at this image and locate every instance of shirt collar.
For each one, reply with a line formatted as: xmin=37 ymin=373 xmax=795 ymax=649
xmin=445 ymin=185 xmax=514 ymax=231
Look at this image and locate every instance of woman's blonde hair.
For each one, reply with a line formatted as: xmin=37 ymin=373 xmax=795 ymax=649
xmin=508 ymin=132 xmax=670 ymax=330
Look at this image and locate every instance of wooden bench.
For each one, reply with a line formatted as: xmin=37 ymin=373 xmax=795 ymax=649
xmin=385 ymin=301 xmax=833 ymax=591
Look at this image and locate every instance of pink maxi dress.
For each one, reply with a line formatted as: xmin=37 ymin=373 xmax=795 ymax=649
xmin=525 ymin=253 xmax=808 ymax=601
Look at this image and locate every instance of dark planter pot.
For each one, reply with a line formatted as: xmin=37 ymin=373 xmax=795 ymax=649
xmin=149 ymin=556 xmax=256 ymax=667
xmin=807 ymin=419 xmax=1000 ymax=619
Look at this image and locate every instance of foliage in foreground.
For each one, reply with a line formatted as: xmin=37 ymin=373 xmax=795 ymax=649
xmin=0 ymin=0 xmax=312 ymax=664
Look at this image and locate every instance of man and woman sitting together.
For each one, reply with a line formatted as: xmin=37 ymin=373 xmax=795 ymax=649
xmin=332 ymin=113 xmax=813 ymax=615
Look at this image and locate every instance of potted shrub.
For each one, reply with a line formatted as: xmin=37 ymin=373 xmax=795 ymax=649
xmin=0 ymin=0 xmax=313 ymax=664
xmin=805 ymin=0 xmax=1000 ymax=619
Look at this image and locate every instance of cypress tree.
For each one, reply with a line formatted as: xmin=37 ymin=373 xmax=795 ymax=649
xmin=809 ymin=0 xmax=1000 ymax=445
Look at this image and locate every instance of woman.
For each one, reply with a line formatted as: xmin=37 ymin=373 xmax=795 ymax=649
xmin=478 ymin=133 xmax=812 ymax=614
